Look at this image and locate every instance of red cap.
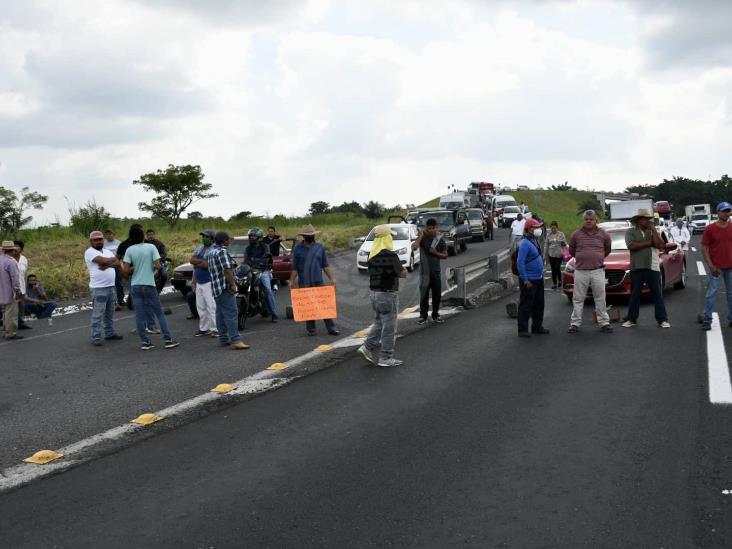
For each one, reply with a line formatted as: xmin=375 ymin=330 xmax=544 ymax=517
xmin=524 ymin=218 xmax=543 ymax=230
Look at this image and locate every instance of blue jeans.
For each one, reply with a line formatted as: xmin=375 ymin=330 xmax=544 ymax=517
xmin=131 ymin=285 xmax=172 ymax=343
xmin=627 ymin=269 xmax=667 ymax=323
xmin=703 ymin=269 xmax=732 ymax=325
xmin=365 ymin=291 xmax=398 ymax=360
xmin=90 ymin=286 xmax=116 ymax=341
xmin=214 ymin=291 xmax=241 ymax=344
xmin=25 ymin=302 xmax=57 ymax=319
xmin=259 ymin=270 xmax=277 ymax=316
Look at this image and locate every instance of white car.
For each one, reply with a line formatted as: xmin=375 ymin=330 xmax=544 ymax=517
xmin=356 ymin=223 xmax=421 ymax=273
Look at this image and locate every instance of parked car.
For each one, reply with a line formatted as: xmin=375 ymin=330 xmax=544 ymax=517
xmin=465 ymin=208 xmax=488 ymax=241
xmin=498 ymin=205 xmax=527 ymax=228
xmin=356 ymin=223 xmax=421 ymax=273
xmin=170 ymin=236 xmax=295 ymax=296
xmin=562 ymin=227 xmax=686 ymax=302
xmin=415 ymin=208 xmax=471 ymax=256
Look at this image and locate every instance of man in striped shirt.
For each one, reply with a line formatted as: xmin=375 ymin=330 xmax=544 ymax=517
xmin=205 ymin=232 xmax=250 ymax=350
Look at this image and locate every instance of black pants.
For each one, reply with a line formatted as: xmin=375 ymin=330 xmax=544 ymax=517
xmin=420 ymin=272 xmax=442 ymax=319
xmin=518 ymin=278 xmax=545 ymax=333
xmin=114 ymin=266 xmax=126 ymax=305
xmin=486 ymin=223 xmax=493 ymax=240
xmin=302 ymin=282 xmax=336 ymax=333
xmin=548 ymin=257 xmax=563 ymax=286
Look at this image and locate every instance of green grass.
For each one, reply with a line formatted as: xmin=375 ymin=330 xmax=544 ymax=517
xmin=511 ymin=190 xmax=602 ymax=233
xmin=417 ymin=197 xmax=440 ymax=208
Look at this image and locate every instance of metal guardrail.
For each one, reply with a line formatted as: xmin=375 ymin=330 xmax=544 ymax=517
xmin=445 ymin=249 xmax=512 ymax=305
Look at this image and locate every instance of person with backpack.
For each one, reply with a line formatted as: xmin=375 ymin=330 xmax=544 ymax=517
xmin=516 ymin=218 xmax=549 ymax=337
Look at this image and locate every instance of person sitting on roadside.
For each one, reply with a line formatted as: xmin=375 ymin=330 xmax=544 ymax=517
xmin=245 ymin=227 xmax=278 ymax=323
xmin=517 ymin=219 xmax=550 ymax=337
xmin=23 ymin=274 xmax=57 ymax=319
xmin=510 ymin=213 xmax=525 ymax=250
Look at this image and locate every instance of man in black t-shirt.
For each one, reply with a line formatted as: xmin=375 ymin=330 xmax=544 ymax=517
xmin=357 ymin=225 xmax=407 ymax=368
xmin=412 ymin=218 xmax=448 ymax=324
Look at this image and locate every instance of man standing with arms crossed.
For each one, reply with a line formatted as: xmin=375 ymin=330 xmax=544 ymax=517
xmin=567 ymin=210 xmax=613 ymax=334
xmin=701 ymin=202 xmax=732 ymax=331
xmin=85 ymin=231 xmax=123 ymax=346
xmin=413 ymin=218 xmax=448 ymax=325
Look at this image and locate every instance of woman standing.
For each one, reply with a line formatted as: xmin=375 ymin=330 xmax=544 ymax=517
xmin=544 ymin=221 xmax=567 ymax=289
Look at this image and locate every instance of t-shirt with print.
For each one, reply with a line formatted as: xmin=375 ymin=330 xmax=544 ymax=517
xmin=85 ymin=247 xmax=117 ymax=288
xmin=123 ymin=243 xmax=160 ymax=287
xmin=702 ymin=222 xmax=732 ymax=270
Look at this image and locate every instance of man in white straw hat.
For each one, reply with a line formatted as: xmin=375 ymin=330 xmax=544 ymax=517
xmin=0 ymin=240 xmax=22 ymax=339
xmin=623 ymin=208 xmax=670 ymax=328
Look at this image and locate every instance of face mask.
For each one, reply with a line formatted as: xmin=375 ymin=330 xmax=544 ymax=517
xmin=533 ymin=229 xmax=542 ymax=237
xmin=676 ymin=223 xmax=683 ymax=228
xmin=304 ymin=236 xmax=315 ymax=243
xmin=202 ymin=238 xmax=211 ymax=246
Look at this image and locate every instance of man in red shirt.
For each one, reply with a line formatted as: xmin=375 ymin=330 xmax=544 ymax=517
xmin=701 ymin=202 xmax=732 ymax=330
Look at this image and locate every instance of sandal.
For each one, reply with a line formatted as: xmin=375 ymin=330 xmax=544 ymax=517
xmin=567 ymin=325 xmax=579 ymax=333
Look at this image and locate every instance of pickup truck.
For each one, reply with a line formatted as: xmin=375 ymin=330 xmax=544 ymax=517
xmin=415 ymin=208 xmax=471 ymax=256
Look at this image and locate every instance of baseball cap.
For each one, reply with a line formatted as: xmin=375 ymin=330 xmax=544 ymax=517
xmin=214 ymin=231 xmax=230 ymax=243
xmin=524 ymin=218 xmax=543 ymax=230
xmin=89 ymin=230 xmax=104 ymax=239
xmin=199 ymin=229 xmax=215 ymax=238
xmin=716 ymin=202 xmax=732 ymax=212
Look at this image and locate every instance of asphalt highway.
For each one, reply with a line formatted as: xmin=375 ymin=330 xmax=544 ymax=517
xmin=1 ymin=237 xmax=732 ymax=547
xmin=0 ymin=235 xmax=508 ymax=471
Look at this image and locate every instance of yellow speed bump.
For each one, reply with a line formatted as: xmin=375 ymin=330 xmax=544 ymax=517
xmin=355 ymin=331 xmax=368 ymax=338
xmin=131 ymin=413 xmax=162 ymax=426
xmin=23 ymin=450 xmax=64 ymax=465
xmin=316 ymin=344 xmax=333 ymax=352
xmin=267 ymin=363 xmax=288 ymax=371
xmin=211 ymin=383 xmax=234 ymax=393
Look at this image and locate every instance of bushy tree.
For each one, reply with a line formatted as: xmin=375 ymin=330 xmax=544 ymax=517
xmin=133 ymin=164 xmax=217 ymax=227
xmin=229 ymin=211 xmax=252 ymax=221
xmin=187 ymin=211 xmax=203 ymax=219
xmin=330 ymin=201 xmax=364 ymax=214
xmin=577 ymin=197 xmax=604 ymax=217
xmin=68 ymin=198 xmax=112 ymax=236
xmin=0 ymin=186 xmax=48 ymax=236
xmin=363 ymin=200 xmax=385 ymax=220
xmin=551 ymin=181 xmax=577 ymax=191
xmin=309 ymin=201 xmax=330 ymax=215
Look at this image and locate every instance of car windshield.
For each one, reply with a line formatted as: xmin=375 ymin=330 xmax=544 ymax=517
xmin=503 ymin=206 xmax=520 ymax=214
xmin=692 ymin=214 xmax=708 ymax=220
xmin=497 ymin=200 xmax=516 ymax=208
xmin=229 ymin=238 xmax=249 ymax=256
xmin=365 ymin=227 xmax=412 ymax=241
xmin=418 ymin=212 xmax=454 ymax=226
xmin=609 ymin=231 xmax=628 ymax=250
xmin=467 ymin=211 xmax=483 ymax=220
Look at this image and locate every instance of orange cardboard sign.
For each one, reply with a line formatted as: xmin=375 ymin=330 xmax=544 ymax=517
xmin=291 ymin=286 xmax=338 ymax=322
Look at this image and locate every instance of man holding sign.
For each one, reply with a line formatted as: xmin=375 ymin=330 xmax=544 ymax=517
xmin=289 ymin=224 xmax=340 ymax=336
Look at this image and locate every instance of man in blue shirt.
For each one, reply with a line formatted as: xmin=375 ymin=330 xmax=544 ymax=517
xmin=190 ymin=230 xmax=217 ymax=337
xmin=245 ymin=227 xmax=278 ymax=322
xmin=122 ymin=226 xmax=179 ymax=350
xmin=517 ymin=218 xmax=549 ymax=337
xmin=289 ymin=224 xmax=339 ymax=336
xmin=23 ymin=274 xmax=57 ymax=319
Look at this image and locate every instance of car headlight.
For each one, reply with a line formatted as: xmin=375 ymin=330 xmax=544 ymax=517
xmin=395 ymin=247 xmax=407 ymax=255
xmin=358 ymin=250 xmax=369 ymax=257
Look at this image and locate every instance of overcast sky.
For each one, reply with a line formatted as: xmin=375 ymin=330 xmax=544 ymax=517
xmin=1 ymin=0 xmax=731 ymax=223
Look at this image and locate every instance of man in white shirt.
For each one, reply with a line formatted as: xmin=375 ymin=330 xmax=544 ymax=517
xmin=85 ymin=231 xmax=123 ymax=346
xmin=510 ymin=213 xmax=526 ymax=250
xmin=670 ymin=220 xmax=691 ymax=251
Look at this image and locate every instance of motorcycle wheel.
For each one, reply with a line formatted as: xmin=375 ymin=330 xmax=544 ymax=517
xmin=237 ymin=295 xmax=249 ymax=331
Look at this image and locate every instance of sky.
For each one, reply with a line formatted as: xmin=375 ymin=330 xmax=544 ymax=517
xmin=1 ymin=0 xmax=731 ymax=223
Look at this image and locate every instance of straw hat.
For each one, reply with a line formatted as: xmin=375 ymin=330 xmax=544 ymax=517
xmin=1 ymin=240 xmax=16 ymax=250
xmin=631 ymin=208 xmax=653 ymax=222
xmin=298 ymin=224 xmax=320 ymax=236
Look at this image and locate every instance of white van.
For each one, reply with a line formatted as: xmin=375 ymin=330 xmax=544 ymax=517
xmin=490 ymin=194 xmax=517 ymax=216
xmin=356 ymin=224 xmax=421 ymax=273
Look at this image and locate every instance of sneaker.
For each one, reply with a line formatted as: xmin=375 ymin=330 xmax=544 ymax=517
xmin=378 ymin=358 xmax=403 ymax=368
xmin=145 ymin=327 xmax=161 ymax=335
xmin=432 ymin=316 xmax=445 ymax=324
xmin=273 ymin=284 xmax=279 ymax=292
xmin=19 ymin=324 xmax=32 ymax=330
xmin=531 ymin=327 xmax=550 ymax=335
xmin=5 ymin=334 xmax=23 ymax=340
xmin=357 ymin=345 xmax=376 ymax=365
xmin=208 ymin=330 xmax=219 ymax=337
xmin=307 ymin=330 xmax=316 ymax=336
xmin=417 ymin=317 xmax=428 ymax=325
xmin=164 ymin=339 xmax=180 ymax=349
xmin=658 ymin=320 xmax=671 ymax=329
xmin=194 ymin=330 xmax=208 ymax=337
xmin=567 ymin=325 xmax=579 ymax=333
xmin=328 ymin=329 xmax=340 ymax=336
xmin=600 ymin=324 xmax=614 ymax=333
xmin=271 ymin=314 xmax=279 ymax=324
xmin=518 ymin=332 xmax=531 ymax=338
xmin=92 ymin=338 xmax=103 ymax=347
xmin=702 ymin=323 xmax=712 ymax=331
xmin=140 ymin=342 xmax=154 ymax=350
xmin=622 ymin=320 xmax=637 ymax=328
xmin=104 ymin=334 xmax=123 ymax=340
xmin=186 ymin=314 xmax=199 ymax=320
xmin=229 ymin=341 xmax=250 ymax=350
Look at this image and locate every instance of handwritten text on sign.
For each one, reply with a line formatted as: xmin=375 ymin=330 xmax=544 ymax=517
xmin=291 ymin=286 xmax=338 ymax=322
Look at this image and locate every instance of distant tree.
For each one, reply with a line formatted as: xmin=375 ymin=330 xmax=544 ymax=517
xmin=229 ymin=211 xmax=252 ymax=221
xmin=551 ymin=181 xmax=577 ymax=191
xmin=309 ymin=201 xmax=330 ymax=215
xmin=0 ymin=186 xmax=48 ymax=236
xmin=187 ymin=210 xmax=203 ymax=219
xmin=330 ymin=201 xmax=364 ymax=214
xmin=577 ymin=197 xmax=604 ymax=216
xmin=68 ymin=197 xmax=112 ymax=236
xmin=363 ymin=200 xmax=385 ymax=220
xmin=133 ymin=164 xmax=217 ymax=228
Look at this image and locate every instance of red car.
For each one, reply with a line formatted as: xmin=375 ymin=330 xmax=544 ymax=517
xmin=562 ymin=227 xmax=686 ymax=302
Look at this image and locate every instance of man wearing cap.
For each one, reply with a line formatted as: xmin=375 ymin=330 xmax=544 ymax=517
xmin=289 ymin=224 xmax=339 ymax=336
xmin=622 ymin=209 xmax=670 ymax=329
xmin=84 ymin=231 xmax=123 ymax=346
xmin=1 ymin=240 xmax=22 ymax=339
xmin=516 ymin=218 xmax=550 ymax=337
xmin=189 ymin=230 xmax=217 ymax=337
xmin=358 ymin=225 xmax=407 ymax=367
xmin=205 ymin=231 xmax=249 ymax=349
xmin=701 ymin=202 xmax=732 ymax=330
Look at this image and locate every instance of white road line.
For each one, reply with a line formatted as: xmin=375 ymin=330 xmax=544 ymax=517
xmin=707 ymin=313 xmax=732 ymax=404
xmin=697 ymin=261 xmax=707 ymax=276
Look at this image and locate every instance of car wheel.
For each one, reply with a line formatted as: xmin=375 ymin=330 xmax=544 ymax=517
xmin=407 ymin=254 xmax=414 ymax=273
xmin=674 ymin=262 xmax=687 ymax=290
xmin=237 ymin=296 xmax=248 ymax=331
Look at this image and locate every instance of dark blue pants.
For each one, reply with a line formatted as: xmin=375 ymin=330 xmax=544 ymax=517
xmin=518 ymin=278 xmax=544 ymax=333
xmin=627 ymin=269 xmax=667 ymax=322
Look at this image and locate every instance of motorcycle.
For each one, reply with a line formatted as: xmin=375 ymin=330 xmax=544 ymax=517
xmin=234 ymin=264 xmax=270 ymax=330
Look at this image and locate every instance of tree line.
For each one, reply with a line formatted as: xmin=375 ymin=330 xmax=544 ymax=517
xmin=626 ymin=175 xmax=732 ymax=216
